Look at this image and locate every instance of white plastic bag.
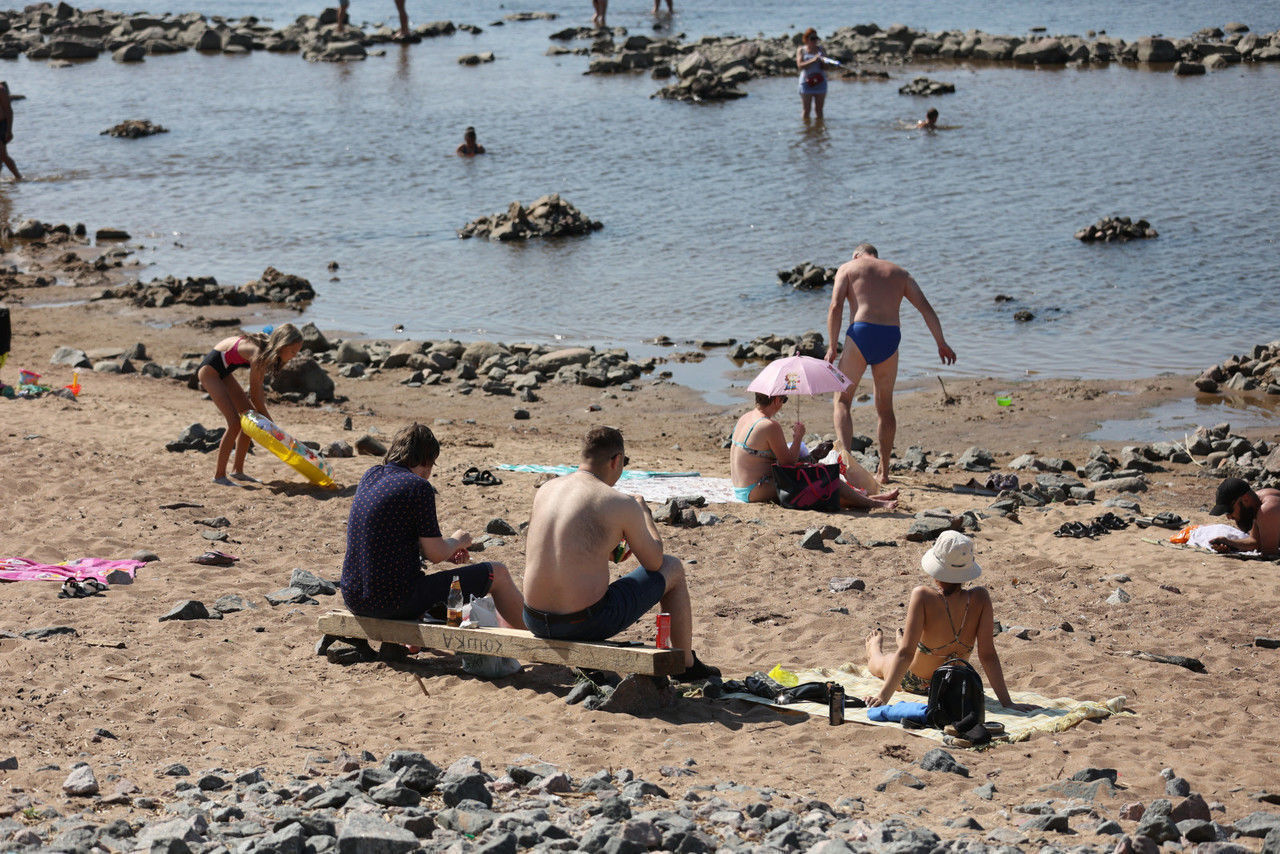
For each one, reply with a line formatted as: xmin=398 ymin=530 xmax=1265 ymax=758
xmin=458 ymin=595 xmax=521 ymax=679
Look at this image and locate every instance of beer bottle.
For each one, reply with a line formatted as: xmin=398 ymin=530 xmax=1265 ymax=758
xmin=446 ymin=576 xmax=463 ymax=627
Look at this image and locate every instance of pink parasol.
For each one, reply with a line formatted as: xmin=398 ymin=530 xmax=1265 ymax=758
xmin=747 ymin=355 xmax=851 ymax=397
xmin=746 ymin=355 xmax=852 ymax=421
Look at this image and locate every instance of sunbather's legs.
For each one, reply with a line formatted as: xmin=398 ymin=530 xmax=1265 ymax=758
xmin=865 ymin=627 xmax=904 ymax=678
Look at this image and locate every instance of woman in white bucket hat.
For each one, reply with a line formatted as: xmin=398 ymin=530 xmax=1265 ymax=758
xmin=863 ymin=530 xmax=1037 ymax=710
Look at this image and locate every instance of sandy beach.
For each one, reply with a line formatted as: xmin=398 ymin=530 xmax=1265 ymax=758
xmin=2 ymin=236 xmax=1279 ymax=850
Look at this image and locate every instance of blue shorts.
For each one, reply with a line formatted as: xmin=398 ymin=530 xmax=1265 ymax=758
xmin=523 ymin=565 xmax=668 ymax=642
xmin=846 ymin=322 xmax=902 ymax=366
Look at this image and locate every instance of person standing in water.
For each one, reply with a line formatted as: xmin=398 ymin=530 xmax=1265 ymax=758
xmin=0 ymin=82 xmax=20 ymax=181
xmin=456 ymin=126 xmax=486 ymax=156
xmin=796 ymin=28 xmax=829 ymax=121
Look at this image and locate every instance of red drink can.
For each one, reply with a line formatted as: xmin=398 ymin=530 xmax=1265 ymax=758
xmin=655 ymin=613 xmax=672 ymax=649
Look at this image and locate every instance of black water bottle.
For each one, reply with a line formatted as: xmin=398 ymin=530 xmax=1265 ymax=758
xmin=828 ymin=683 xmax=845 ymax=726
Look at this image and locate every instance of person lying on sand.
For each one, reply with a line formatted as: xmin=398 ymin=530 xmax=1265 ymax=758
xmin=1208 ymin=477 xmax=1280 ymax=556
xmin=863 ymin=531 xmax=1037 ymax=711
xmin=340 ymin=423 xmax=525 ymax=626
xmin=729 ymin=392 xmax=897 ymax=510
xmin=197 ymin=324 xmax=302 ymax=486
xmin=523 ymin=426 xmax=718 ymax=682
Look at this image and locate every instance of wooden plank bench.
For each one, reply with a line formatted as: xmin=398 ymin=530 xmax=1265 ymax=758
xmin=316 ymin=610 xmax=686 ymax=677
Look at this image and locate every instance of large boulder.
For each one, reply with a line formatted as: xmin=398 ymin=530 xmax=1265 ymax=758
xmin=271 ymin=355 xmax=335 ymax=401
xmin=1135 ymin=37 xmax=1178 ymax=62
xmin=532 ymin=347 xmax=593 ymax=373
xmin=239 ymin=267 xmax=315 ymax=304
xmin=1012 ymin=38 xmax=1069 ymax=64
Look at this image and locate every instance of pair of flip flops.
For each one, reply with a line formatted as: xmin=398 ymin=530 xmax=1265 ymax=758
xmin=1053 ymin=512 xmax=1129 ymax=539
xmin=1134 ymin=512 xmax=1187 ymax=530
xmin=59 ymin=579 xmax=107 ymax=599
xmin=193 ymin=550 xmax=239 ymax=567
xmin=461 ymin=467 xmax=502 ymax=487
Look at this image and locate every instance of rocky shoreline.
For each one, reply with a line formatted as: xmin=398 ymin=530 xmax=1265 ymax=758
xmin=4 ymin=746 xmax=1278 ymax=854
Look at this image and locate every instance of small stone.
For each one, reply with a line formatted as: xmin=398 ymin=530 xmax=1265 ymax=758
xmin=1166 ymin=777 xmax=1192 ymax=797
xmin=829 ymin=577 xmax=865 ymax=593
xmin=132 ymin=550 xmax=161 ymax=562
xmin=159 ymin=600 xmax=213 ymax=621
xmin=1097 ymin=820 xmax=1124 ymax=835
xmin=799 ymin=529 xmax=825 ymax=550
xmin=918 ymin=748 xmax=968 ymax=776
xmin=485 ymin=518 xmax=518 ymax=536
xmin=62 ymin=764 xmax=99 ymax=796
xmin=1107 ymin=588 xmax=1131 ymax=605
xmin=1071 ymin=767 xmax=1118 ymax=783
xmin=875 ymin=770 xmax=926 ymax=792
xmin=1021 ymin=813 xmax=1069 ymax=832
xmin=974 ymin=782 xmax=996 ymax=800
xmin=513 ymin=409 xmax=530 ymax=420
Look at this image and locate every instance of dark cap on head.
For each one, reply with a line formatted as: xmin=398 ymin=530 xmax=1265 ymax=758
xmin=1210 ymin=477 xmax=1251 ymax=515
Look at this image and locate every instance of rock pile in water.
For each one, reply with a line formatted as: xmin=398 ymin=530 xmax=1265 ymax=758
xmin=97 ymin=266 xmax=315 ymax=308
xmin=1179 ymin=422 xmax=1280 ymax=487
xmin=1 ymin=2 xmax=475 ymax=64
xmin=898 ymin=76 xmax=955 ymax=95
xmin=777 ymin=262 xmax=837 ymax=290
xmin=650 ymin=49 xmax=749 ymax=101
xmin=1195 ymin=341 xmax=1280 ymax=395
xmin=457 ymin=195 xmax=602 ymax=241
xmin=3 ymin=219 xmax=88 ymax=243
xmin=99 ymin=119 xmax=167 ymax=138
xmin=729 ymin=331 xmax=826 ymax=361
xmin=1074 ymin=216 xmax=1158 ymax=242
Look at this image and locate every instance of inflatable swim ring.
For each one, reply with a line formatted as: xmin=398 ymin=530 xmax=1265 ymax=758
xmin=239 ymin=410 xmax=337 ymax=489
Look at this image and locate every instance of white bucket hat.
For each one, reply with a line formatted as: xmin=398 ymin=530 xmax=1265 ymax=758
xmin=921 ymin=530 xmax=981 ymax=583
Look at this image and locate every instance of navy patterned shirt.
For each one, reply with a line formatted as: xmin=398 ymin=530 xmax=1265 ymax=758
xmin=341 ymin=464 xmax=442 ymax=613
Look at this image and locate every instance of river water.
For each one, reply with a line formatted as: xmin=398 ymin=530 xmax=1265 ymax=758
xmin=6 ymin=0 xmax=1280 ymax=408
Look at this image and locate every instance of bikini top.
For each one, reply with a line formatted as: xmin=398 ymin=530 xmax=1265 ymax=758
xmin=916 ymin=589 xmax=975 ymax=658
xmin=731 ymin=418 xmax=776 ymax=460
xmin=220 ymin=337 xmax=251 ymax=371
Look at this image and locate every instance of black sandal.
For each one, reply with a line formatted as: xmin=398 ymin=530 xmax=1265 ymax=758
xmin=461 ymin=467 xmax=481 ymax=485
xmin=474 ymin=470 xmax=502 ymax=487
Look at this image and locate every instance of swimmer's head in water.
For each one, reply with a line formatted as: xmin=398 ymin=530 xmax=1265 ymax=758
xmin=464 ymin=126 xmax=477 ymax=140
xmin=926 ymin=108 xmax=939 ymax=121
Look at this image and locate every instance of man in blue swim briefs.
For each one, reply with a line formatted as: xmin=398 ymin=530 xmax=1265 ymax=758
xmin=825 ymin=244 xmax=956 ymax=485
xmin=522 ymin=426 xmax=719 ymax=682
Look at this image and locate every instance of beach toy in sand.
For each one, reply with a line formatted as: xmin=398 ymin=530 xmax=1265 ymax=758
xmin=239 ymin=410 xmax=337 ymax=489
xmin=19 ymin=369 xmax=40 ymax=385
xmin=995 ymin=391 xmax=1013 ymax=406
xmin=64 ymin=370 xmax=81 ymax=397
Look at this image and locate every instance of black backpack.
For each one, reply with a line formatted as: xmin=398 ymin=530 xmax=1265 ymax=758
xmin=926 ymin=657 xmax=986 ymax=737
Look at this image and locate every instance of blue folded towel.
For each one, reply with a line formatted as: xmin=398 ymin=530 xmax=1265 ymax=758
xmin=867 ymin=701 xmax=928 ymax=724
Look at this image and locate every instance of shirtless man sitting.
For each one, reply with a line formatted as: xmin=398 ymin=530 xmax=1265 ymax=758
xmin=1209 ymin=477 xmax=1280 ymax=556
xmin=825 ymin=243 xmax=956 ymax=484
xmin=523 ymin=426 xmax=718 ymax=682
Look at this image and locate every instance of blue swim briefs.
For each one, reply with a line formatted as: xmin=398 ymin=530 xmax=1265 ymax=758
xmin=846 ymin=322 xmax=902 ymax=366
xmin=523 ymin=565 xmax=668 ymax=642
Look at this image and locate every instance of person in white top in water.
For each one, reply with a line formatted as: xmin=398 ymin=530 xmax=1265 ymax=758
xmin=797 ymin=28 xmax=838 ymax=121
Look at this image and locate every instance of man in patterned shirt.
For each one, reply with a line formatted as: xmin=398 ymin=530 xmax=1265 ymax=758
xmin=341 ymin=423 xmax=525 ymax=626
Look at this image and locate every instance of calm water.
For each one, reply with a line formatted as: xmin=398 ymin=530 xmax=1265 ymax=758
xmin=7 ymin=0 xmax=1280 ymax=399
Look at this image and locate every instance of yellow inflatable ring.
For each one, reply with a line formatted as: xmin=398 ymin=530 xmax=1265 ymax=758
xmin=239 ymin=410 xmax=337 ymax=489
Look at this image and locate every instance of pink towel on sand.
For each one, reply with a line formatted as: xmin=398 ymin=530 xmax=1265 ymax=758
xmin=0 ymin=557 xmax=143 ymax=585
